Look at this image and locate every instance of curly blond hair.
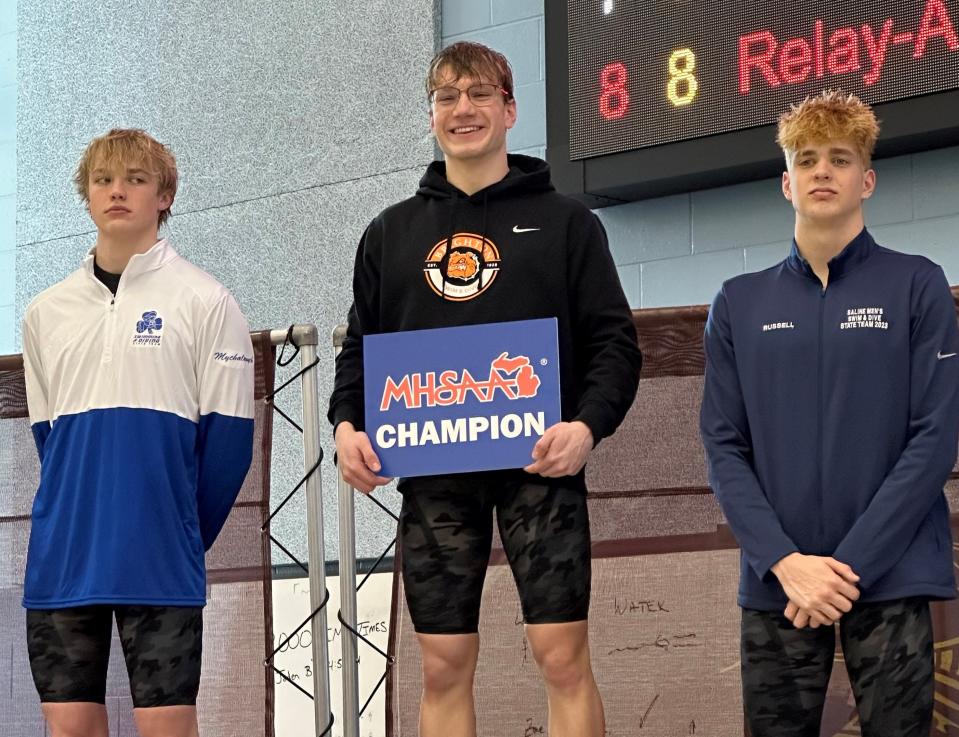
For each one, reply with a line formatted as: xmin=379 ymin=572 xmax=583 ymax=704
xmin=75 ymin=129 xmax=178 ymax=226
xmin=777 ymin=90 xmax=880 ymax=167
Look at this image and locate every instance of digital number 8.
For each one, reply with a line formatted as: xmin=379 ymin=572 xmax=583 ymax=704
xmin=667 ymin=49 xmax=698 ymax=107
xmin=599 ymin=62 xmax=629 ymax=120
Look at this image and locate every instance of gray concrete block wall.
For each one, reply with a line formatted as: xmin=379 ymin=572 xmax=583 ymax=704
xmin=0 ymin=3 xmax=14 ymax=355
xmin=914 ymin=148 xmax=959 ymax=219
xmin=16 ymin=2 xmax=436 ymax=248
xmin=602 ymin=147 xmax=959 ymax=308
xmin=442 ymin=0 xmax=959 ymax=308
xmin=14 ymin=0 xmax=438 ymax=561
xmin=441 ymin=0 xmax=545 ymax=160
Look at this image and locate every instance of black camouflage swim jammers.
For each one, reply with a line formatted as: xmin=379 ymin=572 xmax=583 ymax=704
xmin=26 ymin=605 xmax=203 ymax=707
xmin=399 ymin=474 xmax=591 ymax=634
xmin=741 ymin=597 xmax=933 ymax=736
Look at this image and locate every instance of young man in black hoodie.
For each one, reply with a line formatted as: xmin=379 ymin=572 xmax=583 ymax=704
xmin=329 ymin=42 xmax=641 ymax=737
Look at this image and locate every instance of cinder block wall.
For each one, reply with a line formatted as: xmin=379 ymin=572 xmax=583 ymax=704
xmin=11 ymin=0 xmax=439 ymax=560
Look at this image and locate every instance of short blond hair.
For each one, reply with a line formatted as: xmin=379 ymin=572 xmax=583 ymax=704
xmin=75 ymin=129 xmax=178 ymax=226
xmin=777 ymin=90 xmax=880 ymax=167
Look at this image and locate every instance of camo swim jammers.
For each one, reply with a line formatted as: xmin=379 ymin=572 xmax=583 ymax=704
xmin=741 ymin=597 xmax=932 ymax=736
xmin=399 ymin=473 xmax=591 ymax=634
xmin=26 ymin=605 xmax=203 ymax=707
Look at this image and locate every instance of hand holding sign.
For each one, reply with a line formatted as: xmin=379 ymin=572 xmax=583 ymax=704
xmin=363 ymin=319 xmax=561 ymax=478
xmin=525 ymin=420 xmax=594 ymax=478
xmin=334 ymin=422 xmax=393 ymax=494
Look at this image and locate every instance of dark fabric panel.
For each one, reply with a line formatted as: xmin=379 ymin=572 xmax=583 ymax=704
xmin=586 ymin=375 xmax=708 ymax=494
xmin=634 ymin=304 xmax=709 ymax=379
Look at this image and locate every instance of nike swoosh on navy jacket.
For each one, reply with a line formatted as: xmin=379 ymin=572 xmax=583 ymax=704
xmin=700 ymin=229 xmax=959 ymax=609
xmin=21 ymin=240 xmax=255 ymax=608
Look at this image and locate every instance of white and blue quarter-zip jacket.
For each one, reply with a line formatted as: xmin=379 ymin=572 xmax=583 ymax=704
xmin=701 ymin=229 xmax=959 ymax=610
xmin=21 ymin=239 xmax=255 ymax=609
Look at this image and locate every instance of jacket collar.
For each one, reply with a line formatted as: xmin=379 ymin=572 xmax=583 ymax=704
xmin=82 ymin=239 xmax=178 ymax=281
xmin=785 ymin=228 xmax=876 ymax=282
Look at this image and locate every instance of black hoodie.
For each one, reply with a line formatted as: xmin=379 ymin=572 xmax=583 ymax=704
xmin=329 ymin=154 xmax=642 ymax=488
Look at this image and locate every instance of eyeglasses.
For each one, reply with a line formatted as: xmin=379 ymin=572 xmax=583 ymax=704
xmin=429 ymin=84 xmax=510 ymax=108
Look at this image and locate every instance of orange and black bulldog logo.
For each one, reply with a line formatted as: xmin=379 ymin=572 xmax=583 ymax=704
xmin=424 ymin=233 xmax=501 ymax=301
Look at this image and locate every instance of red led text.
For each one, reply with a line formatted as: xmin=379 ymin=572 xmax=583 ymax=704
xmin=738 ymin=0 xmax=958 ymax=93
xmin=599 ymin=62 xmax=630 ymax=120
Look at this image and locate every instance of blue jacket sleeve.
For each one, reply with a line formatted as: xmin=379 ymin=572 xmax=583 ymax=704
xmin=700 ymin=286 xmax=798 ymax=580
xmin=833 ymin=266 xmax=959 ymax=587
xmin=195 ymin=291 xmax=256 ymax=550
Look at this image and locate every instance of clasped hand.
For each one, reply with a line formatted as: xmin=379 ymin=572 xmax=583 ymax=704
xmin=772 ymin=553 xmax=861 ymax=629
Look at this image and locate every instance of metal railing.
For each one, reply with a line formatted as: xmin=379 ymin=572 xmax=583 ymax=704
xmin=262 ymin=323 xmax=395 ymax=737
xmin=263 ymin=325 xmax=333 ymax=736
xmin=332 ymin=324 xmax=397 ymax=737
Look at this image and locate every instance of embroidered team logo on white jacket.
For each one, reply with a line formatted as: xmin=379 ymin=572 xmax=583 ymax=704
xmin=132 ymin=310 xmax=163 ymax=346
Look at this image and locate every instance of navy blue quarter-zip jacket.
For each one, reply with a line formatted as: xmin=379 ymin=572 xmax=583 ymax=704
xmin=701 ymin=229 xmax=959 ymax=610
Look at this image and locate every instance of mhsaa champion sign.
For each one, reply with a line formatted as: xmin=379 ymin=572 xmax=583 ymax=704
xmin=363 ymin=319 xmax=561 ymax=478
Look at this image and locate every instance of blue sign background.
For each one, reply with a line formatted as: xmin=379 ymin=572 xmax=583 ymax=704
xmin=363 ymin=319 xmax=561 ymax=478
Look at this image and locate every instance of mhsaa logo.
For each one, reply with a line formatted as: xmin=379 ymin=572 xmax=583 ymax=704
xmin=380 ymin=352 xmax=541 ymax=411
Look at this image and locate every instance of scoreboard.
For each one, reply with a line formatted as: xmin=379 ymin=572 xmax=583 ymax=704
xmin=546 ymin=0 xmax=959 ymax=205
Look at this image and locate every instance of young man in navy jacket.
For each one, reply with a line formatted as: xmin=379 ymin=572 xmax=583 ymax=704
xmin=701 ymin=91 xmax=959 ymax=735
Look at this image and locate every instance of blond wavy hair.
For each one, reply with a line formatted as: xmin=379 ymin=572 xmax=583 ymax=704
xmin=75 ymin=129 xmax=178 ymax=225
xmin=777 ymin=90 xmax=880 ymax=167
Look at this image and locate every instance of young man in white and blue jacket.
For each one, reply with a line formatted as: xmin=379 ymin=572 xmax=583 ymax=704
xmin=21 ymin=129 xmax=254 ymax=737
xmin=701 ymin=91 xmax=959 ymax=736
